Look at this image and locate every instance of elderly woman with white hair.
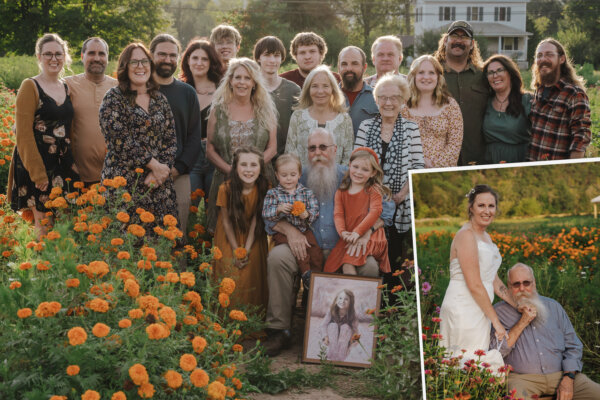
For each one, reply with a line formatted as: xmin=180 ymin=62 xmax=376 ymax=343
xmin=205 ymin=57 xmax=278 ymax=232
xmin=354 ymin=74 xmax=425 ymax=279
xmin=285 ymin=65 xmax=354 ymax=166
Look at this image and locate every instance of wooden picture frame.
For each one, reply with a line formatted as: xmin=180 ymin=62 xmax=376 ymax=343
xmin=302 ymin=272 xmax=382 ymax=368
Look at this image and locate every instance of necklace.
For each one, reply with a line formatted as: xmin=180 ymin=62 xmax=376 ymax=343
xmin=196 ymin=89 xmax=214 ymax=95
xmin=494 ymin=94 xmax=509 ymax=116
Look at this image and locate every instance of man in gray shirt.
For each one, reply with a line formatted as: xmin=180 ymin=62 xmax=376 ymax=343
xmin=491 ymin=263 xmax=600 ymax=400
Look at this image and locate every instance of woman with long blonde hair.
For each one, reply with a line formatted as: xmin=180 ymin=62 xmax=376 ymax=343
xmin=285 ymin=65 xmax=354 ymax=165
xmin=205 ymin=57 xmax=277 ymax=232
xmin=402 ymin=55 xmax=463 ymax=168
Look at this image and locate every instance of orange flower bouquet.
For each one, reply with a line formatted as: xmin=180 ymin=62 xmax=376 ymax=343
xmin=233 ymin=247 xmax=247 ymax=260
xmin=291 ymin=201 xmax=306 ymax=216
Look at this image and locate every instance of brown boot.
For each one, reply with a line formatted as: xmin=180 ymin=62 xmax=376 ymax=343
xmin=263 ymin=329 xmax=292 ymax=357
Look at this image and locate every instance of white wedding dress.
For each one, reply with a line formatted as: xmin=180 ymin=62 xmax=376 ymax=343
xmin=439 ymin=238 xmax=505 ymax=374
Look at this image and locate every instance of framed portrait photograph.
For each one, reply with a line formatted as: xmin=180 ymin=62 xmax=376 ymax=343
xmin=302 ymin=273 xmax=382 ymax=368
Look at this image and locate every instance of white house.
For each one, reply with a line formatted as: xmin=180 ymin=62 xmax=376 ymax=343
xmin=414 ymin=0 xmax=532 ymax=67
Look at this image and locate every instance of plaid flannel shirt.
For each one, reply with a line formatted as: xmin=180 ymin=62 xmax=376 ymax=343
xmin=528 ymin=78 xmax=591 ymax=160
xmin=262 ymin=183 xmax=319 ymax=232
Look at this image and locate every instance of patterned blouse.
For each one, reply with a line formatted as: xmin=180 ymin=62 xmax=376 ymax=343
xmin=400 ymin=98 xmax=463 ymax=168
xmin=355 ymin=115 xmax=425 ymax=233
xmin=285 ymin=108 xmax=354 ymax=166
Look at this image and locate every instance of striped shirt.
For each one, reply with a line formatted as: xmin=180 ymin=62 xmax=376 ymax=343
xmin=528 ymin=78 xmax=591 ymax=161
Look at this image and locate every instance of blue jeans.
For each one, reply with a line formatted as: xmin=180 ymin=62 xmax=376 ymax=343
xmin=189 ymin=140 xmax=214 ymax=199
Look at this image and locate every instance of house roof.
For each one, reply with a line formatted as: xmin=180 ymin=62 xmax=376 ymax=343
xmin=442 ymin=22 xmax=532 ymax=37
xmin=592 ymin=195 xmax=600 ymax=203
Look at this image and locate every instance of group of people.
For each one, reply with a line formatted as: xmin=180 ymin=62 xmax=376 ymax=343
xmin=6 ymin=19 xmax=594 ymax=370
xmin=440 ymin=185 xmax=600 ymax=399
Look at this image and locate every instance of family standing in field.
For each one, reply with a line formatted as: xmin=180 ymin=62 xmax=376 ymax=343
xmin=6 ymin=17 xmax=595 ymax=398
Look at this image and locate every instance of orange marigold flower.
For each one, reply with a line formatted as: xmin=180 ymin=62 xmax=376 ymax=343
xmin=189 ymin=205 xmax=198 ymax=213
xmin=119 ymin=318 xmax=132 ymax=328
xmin=111 ymin=238 xmax=124 ymax=246
xmin=88 ymin=223 xmax=103 ymax=234
xmin=68 ymin=327 xmax=87 ymax=346
xmin=66 ymin=365 xmax=80 ymax=376
xmin=116 ymin=212 xmax=130 ymax=223
xmin=92 ymin=322 xmax=110 ymax=337
xmin=146 ymin=323 xmax=168 ymax=340
xmin=46 ymin=230 xmax=61 ymax=240
xmin=81 ymin=390 xmax=100 ymax=400
xmin=192 ymin=336 xmax=207 ymax=354
xmin=165 ymin=272 xmax=179 ymax=283
xmin=50 ymin=396 xmax=67 ymax=400
xmin=35 ymin=301 xmax=61 ymax=317
xmin=219 ymin=278 xmax=235 ymax=295
xmin=73 ymin=181 xmax=84 ymax=189
xmin=179 ymin=272 xmax=195 ymax=287
xmin=127 ymin=224 xmax=146 ymax=237
xmin=139 ymin=211 xmax=155 ymax=223
xmin=158 ymin=306 xmax=177 ymax=328
xmin=229 ymin=310 xmax=247 ymax=321
xmin=129 ymin=363 xmax=149 ymax=385
xmin=19 ymin=262 xmax=32 ymax=270
xmin=207 ymin=381 xmax=227 ymax=400
xmin=232 ymin=344 xmax=243 ymax=352
xmin=218 ymin=293 xmax=230 ymax=308
xmin=88 ymin=298 xmax=109 ymax=313
xmin=117 ymin=251 xmax=130 ymax=260
xmin=88 ymin=260 xmax=109 ymax=278
xmin=113 ymin=176 xmax=127 ymax=188
xmin=183 ymin=315 xmax=198 ymax=325
xmin=137 ymin=260 xmax=153 ymax=270
xmin=36 ymin=261 xmax=51 ymax=271
xmin=124 ymin=279 xmax=140 ymax=298
xmin=66 ymin=278 xmax=80 ymax=288
xmin=163 ymin=214 xmax=177 ymax=227
xmin=122 ymin=192 xmax=132 ymax=202
xmin=164 ymin=370 xmax=183 ymax=389
xmin=179 ymin=354 xmax=197 ymax=371
xmin=138 ymin=382 xmax=155 ymax=398
xmin=199 ymin=262 xmax=211 ymax=272
xmin=291 ymin=200 xmax=306 ymax=216
xmin=135 ymin=167 xmax=144 ymax=174
xmin=232 ymin=377 xmax=243 ymax=390
xmin=138 ymin=295 xmax=160 ymax=311
xmin=391 ymin=285 xmax=403 ymax=293
xmin=211 ymin=246 xmax=223 ymax=260
xmin=129 ymin=308 xmax=144 ymax=319
xmin=111 ymin=392 xmax=127 ymax=400
xmin=9 ymin=281 xmax=21 ymax=290
xmin=17 ymin=308 xmax=32 ymax=318
xmin=223 ymin=364 xmax=236 ymax=378
xmin=190 ymin=368 xmax=209 ymax=388
xmin=233 ymin=247 xmax=247 ymax=259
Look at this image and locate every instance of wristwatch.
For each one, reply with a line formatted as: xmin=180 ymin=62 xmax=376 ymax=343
xmin=563 ymin=372 xmax=577 ymax=380
xmin=370 ymin=226 xmax=376 ymax=233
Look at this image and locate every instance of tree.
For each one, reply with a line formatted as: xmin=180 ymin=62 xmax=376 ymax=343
xmin=167 ymin=0 xmax=216 ymax=47
xmin=562 ymin=0 xmax=600 ymax=66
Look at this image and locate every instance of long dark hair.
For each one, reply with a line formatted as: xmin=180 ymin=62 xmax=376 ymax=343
xmin=466 ymin=184 xmax=499 ymax=218
xmin=116 ymin=42 xmax=159 ymax=106
xmin=483 ymin=54 xmax=527 ymax=118
xmin=226 ymin=146 xmax=268 ymax=237
xmin=180 ymin=39 xmax=224 ymax=87
xmin=330 ymin=289 xmax=358 ymax=333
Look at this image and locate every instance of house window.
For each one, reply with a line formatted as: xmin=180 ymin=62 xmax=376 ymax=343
xmin=501 ymin=37 xmax=519 ymax=51
xmin=467 ymin=7 xmax=483 ymax=21
xmin=439 ymin=6 xmax=456 ymax=21
xmin=416 ymin=7 xmax=423 ymax=22
xmin=495 ymin=7 xmax=511 ymax=21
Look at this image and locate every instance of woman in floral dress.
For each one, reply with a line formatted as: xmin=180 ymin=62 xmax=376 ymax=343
xmin=99 ymin=42 xmax=178 ymax=224
xmin=8 ymin=33 xmax=80 ymax=237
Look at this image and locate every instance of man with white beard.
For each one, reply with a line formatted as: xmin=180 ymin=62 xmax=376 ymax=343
xmin=262 ymin=127 xmax=393 ymax=356
xmin=491 ymin=263 xmax=600 ymax=400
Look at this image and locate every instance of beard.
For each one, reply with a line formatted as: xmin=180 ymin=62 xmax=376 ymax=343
xmin=514 ymin=290 xmax=548 ymax=326
xmin=306 ymin=159 xmax=338 ymax=202
xmin=342 ymin=71 xmax=362 ymax=89
xmin=156 ymin=62 xmax=176 ymax=78
xmin=86 ymin=61 xmax=106 ymax=75
xmin=538 ymin=62 xmax=561 ymax=86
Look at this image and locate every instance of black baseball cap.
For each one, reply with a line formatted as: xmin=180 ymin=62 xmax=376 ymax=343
xmin=447 ymin=20 xmax=473 ymax=38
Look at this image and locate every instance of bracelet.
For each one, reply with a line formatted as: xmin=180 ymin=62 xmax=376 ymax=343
xmin=563 ymin=372 xmax=577 ymax=380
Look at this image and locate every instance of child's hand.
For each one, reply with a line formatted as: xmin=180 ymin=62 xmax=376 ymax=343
xmin=234 ymin=256 xmax=249 ymax=269
xmin=277 ymin=203 xmax=293 ymax=214
xmin=299 ymin=210 xmax=309 ymax=220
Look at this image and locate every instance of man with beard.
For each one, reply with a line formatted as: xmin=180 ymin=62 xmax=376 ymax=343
xmin=65 ymin=37 xmax=117 ymax=185
xmin=434 ymin=21 xmax=488 ymax=166
xmin=149 ymin=34 xmax=202 ymax=236
xmin=528 ymin=39 xmax=591 ymax=161
xmin=280 ymin=32 xmax=341 ymax=88
xmin=364 ymin=35 xmax=405 ymax=87
xmin=338 ymin=46 xmax=378 ymax=137
xmin=262 ymin=128 xmax=392 ymax=356
xmin=491 ymin=263 xmax=600 ymax=400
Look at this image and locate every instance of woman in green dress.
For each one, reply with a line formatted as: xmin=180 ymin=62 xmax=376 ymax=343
xmin=482 ymin=55 xmax=532 ymax=164
xmin=205 ymin=57 xmax=277 ymax=232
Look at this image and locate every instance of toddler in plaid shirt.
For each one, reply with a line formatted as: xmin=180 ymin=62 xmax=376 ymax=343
xmin=262 ymin=154 xmax=323 ymax=282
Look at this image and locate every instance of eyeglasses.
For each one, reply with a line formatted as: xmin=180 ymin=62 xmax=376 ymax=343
xmin=486 ymin=67 xmax=506 ymax=77
xmin=535 ymin=52 xmax=559 ymax=60
xmin=377 ymin=95 xmax=402 ymax=104
xmin=42 ymin=52 xmax=64 ymax=60
xmin=510 ymin=280 xmax=532 ymax=289
xmin=128 ymin=59 xmax=151 ymax=67
xmin=448 ymin=33 xmax=472 ymax=41
xmin=308 ymin=144 xmax=335 ymax=153
xmin=156 ymin=52 xmax=178 ymax=60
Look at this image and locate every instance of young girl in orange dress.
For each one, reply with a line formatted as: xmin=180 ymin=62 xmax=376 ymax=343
xmin=323 ymin=147 xmax=391 ymax=275
xmin=213 ymin=146 xmax=269 ymax=309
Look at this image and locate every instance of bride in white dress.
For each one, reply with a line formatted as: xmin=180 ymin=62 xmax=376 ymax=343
xmin=439 ymin=185 xmax=515 ymax=373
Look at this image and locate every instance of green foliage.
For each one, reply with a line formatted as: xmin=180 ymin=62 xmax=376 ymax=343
xmin=168 ymin=0 xmax=216 ymax=47
xmin=416 ymin=29 xmax=444 ymax=56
